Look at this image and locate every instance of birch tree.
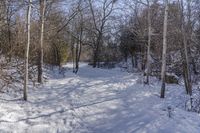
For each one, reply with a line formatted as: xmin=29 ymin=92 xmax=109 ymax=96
xmin=24 ymin=0 xmax=32 ymax=101
xmin=73 ymin=0 xmax=84 ymax=74
xmin=179 ymin=0 xmax=192 ymax=95
xmin=135 ymin=0 xmax=152 ymax=84
xmin=145 ymin=0 xmax=151 ymax=84
xmin=38 ymin=0 xmax=46 ymax=84
xmin=160 ymin=0 xmax=168 ymax=98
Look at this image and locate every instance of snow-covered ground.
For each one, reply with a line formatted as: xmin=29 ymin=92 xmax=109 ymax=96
xmin=0 ymin=63 xmax=200 ymax=133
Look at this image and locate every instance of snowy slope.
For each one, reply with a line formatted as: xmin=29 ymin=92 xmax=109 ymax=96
xmin=0 ymin=63 xmax=200 ymax=133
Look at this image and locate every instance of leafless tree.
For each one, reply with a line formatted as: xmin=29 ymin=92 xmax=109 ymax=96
xmin=38 ymin=0 xmax=46 ymax=84
xmin=160 ymin=0 xmax=169 ymax=98
xmin=24 ymin=0 xmax=32 ymax=101
xmin=88 ymin=0 xmax=116 ymax=68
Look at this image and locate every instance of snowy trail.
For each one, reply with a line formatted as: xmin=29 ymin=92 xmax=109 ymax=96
xmin=0 ymin=64 xmax=200 ymax=133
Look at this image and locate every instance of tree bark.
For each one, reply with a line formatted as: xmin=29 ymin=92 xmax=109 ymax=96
xmin=24 ymin=0 xmax=32 ymax=101
xmin=160 ymin=0 xmax=169 ymax=98
xmin=38 ymin=0 xmax=46 ymax=84
xmin=183 ymin=31 xmax=192 ymax=95
xmin=144 ymin=4 xmax=151 ymax=84
xmin=74 ymin=27 xmax=83 ymax=74
xmin=179 ymin=0 xmax=192 ymax=95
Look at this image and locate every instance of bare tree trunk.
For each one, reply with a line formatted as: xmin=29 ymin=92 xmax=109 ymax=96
xmin=75 ymin=40 xmax=79 ymax=73
xmin=93 ymin=47 xmax=98 ymax=68
xmin=183 ymin=31 xmax=192 ymax=95
xmin=71 ymin=38 xmax=75 ymax=73
xmin=74 ymin=0 xmax=83 ymax=73
xmin=7 ymin=23 xmax=12 ymax=61
xmin=77 ymin=36 xmax=82 ymax=70
xmin=24 ymin=0 xmax=32 ymax=101
xmin=88 ymin=0 xmax=114 ymax=68
xmin=179 ymin=0 xmax=192 ymax=95
xmin=144 ymin=4 xmax=151 ymax=84
xmin=38 ymin=0 xmax=46 ymax=84
xmin=160 ymin=0 xmax=169 ymax=98
xmin=93 ymin=36 xmax=101 ymax=68
xmin=5 ymin=1 xmax=12 ymax=62
xmin=74 ymin=28 xmax=83 ymax=74
xmin=186 ymin=0 xmax=198 ymax=75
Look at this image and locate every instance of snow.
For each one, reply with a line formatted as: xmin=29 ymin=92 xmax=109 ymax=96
xmin=0 ymin=63 xmax=200 ymax=133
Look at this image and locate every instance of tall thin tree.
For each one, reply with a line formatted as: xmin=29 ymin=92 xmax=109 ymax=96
xmin=38 ymin=0 xmax=46 ymax=84
xmin=145 ymin=1 xmax=151 ymax=84
xmin=178 ymin=0 xmax=192 ymax=95
xmin=24 ymin=0 xmax=32 ymax=101
xmin=160 ymin=0 xmax=169 ymax=98
xmin=136 ymin=0 xmax=152 ymax=84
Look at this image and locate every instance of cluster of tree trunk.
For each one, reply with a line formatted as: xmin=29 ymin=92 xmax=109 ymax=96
xmin=120 ymin=0 xmax=200 ymax=98
xmin=0 ymin=0 xmax=200 ymax=100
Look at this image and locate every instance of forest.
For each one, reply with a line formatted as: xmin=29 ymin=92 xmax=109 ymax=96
xmin=0 ymin=0 xmax=200 ymax=132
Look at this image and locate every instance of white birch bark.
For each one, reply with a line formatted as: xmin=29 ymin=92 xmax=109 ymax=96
xmin=145 ymin=4 xmax=151 ymax=84
xmin=38 ymin=0 xmax=46 ymax=84
xmin=160 ymin=0 xmax=169 ymax=98
xmin=24 ymin=0 xmax=32 ymax=101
